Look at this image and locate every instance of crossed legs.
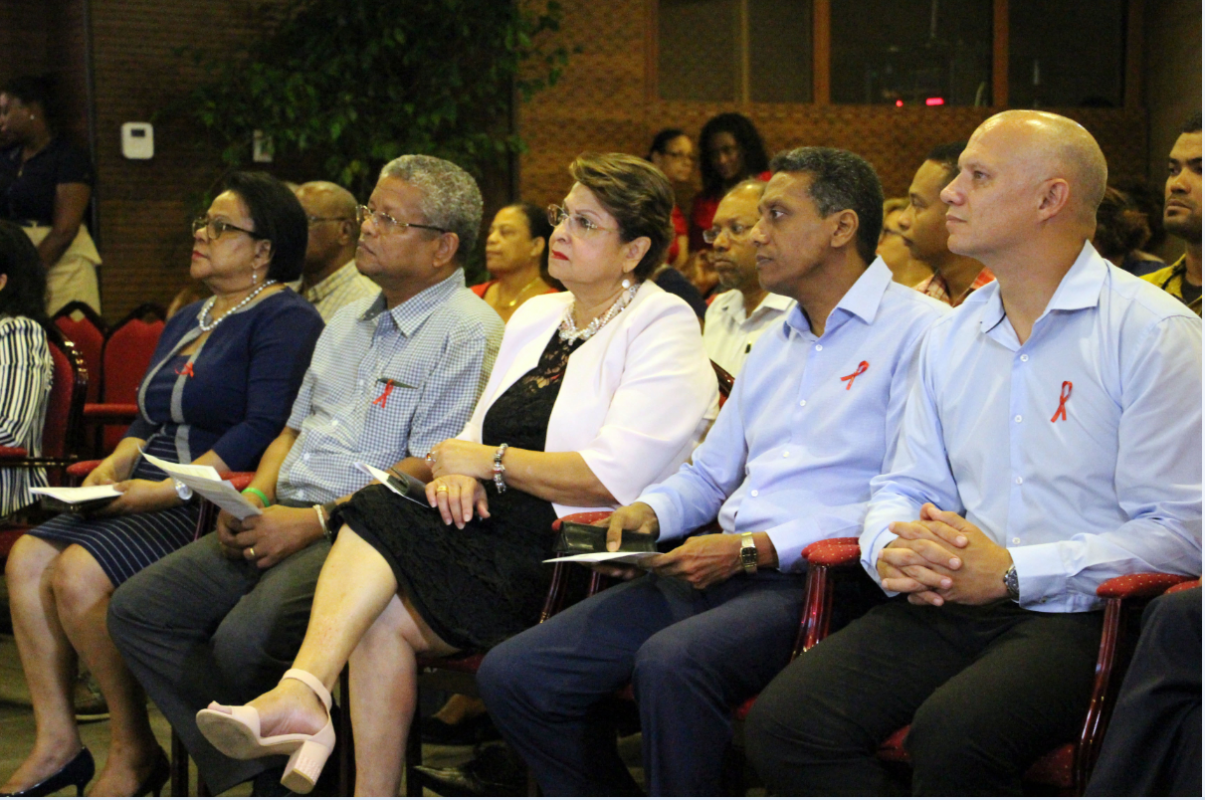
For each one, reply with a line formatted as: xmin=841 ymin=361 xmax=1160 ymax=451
xmin=213 ymin=525 xmax=457 ymax=796
xmin=3 ymin=535 xmax=161 ymax=796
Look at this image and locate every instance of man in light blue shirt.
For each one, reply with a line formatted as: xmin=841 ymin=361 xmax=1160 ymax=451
xmin=477 ymin=147 xmax=946 ymax=796
xmin=747 ymin=111 xmax=1202 ymax=796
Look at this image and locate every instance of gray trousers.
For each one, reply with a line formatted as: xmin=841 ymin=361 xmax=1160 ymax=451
xmin=108 ymin=530 xmax=329 ymax=794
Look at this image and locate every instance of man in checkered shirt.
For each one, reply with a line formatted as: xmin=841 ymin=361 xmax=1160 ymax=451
xmin=109 ymin=155 xmax=504 ymax=797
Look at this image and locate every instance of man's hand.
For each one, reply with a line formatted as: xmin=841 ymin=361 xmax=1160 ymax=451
xmin=217 ymin=492 xmax=266 ymax=560
xmin=224 ymin=505 xmax=325 ymax=570
xmin=877 ymin=503 xmax=1012 ymax=606
xmin=88 ymin=479 xmax=179 ymax=518
xmin=648 ymin=534 xmax=743 ymax=590
xmin=591 ymin=503 xmax=661 ymax=580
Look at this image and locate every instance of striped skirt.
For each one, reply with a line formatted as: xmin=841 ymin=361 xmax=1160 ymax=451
xmin=30 ymin=435 xmax=201 ymax=587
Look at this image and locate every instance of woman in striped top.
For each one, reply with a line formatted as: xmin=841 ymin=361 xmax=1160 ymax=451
xmin=2 ymin=173 xmax=324 ymax=797
xmin=0 ymin=220 xmax=53 ymax=518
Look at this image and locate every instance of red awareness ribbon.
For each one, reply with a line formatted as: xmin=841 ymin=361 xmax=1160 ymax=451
xmin=1050 ymin=380 xmax=1073 ymax=422
xmin=175 ymin=362 xmax=195 ymax=378
xmin=372 ymin=380 xmax=394 ymax=409
xmin=840 ymin=361 xmax=869 ymax=390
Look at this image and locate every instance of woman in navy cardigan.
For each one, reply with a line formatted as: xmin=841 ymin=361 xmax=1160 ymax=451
xmin=2 ymin=172 xmax=324 ymax=797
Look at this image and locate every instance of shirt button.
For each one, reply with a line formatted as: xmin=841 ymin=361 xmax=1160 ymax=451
xmin=1020 ymin=354 xmax=1029 ymax=362
xmin=799 ymin=400 xmax=807 ymax=407
xmin=332 ymin=419 xmax=339 ymax=428
xmin=1012 ymin=537 xmax=1021 ymax=544
xmin=1015 ymin=477 xmax=1023 ymax=485
xmin=303 ymin=453 xmax=311 ymax=462
xmin=751 ymin=489 xmax=759 ymax=497
xmin=815 ymin=344 xmax=823 ymax=351
xmin=1014 ymin=415 xmax=1022 ymax=423
xmin=358 ymin=379 xmax=365 ymax=388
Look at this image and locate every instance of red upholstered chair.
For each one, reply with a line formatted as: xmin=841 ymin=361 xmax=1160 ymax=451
xmin=53 ymin=301 xmax=107 ymax=405
xmin=84 ymin=303 xmax=166 ymax=455
xmin=0 ymin=328 xmax=88 ymax=558
xmin=1163 ymin=577 xmax=1200 ymax=595
xmin=799 ymin=538 xmax=1197 ymax=795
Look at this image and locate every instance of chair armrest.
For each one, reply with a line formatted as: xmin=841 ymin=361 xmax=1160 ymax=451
xmin=551 ymin=511 xmax=614 ymax=532
xmin=68 ymin=460 xmax=101 ymax=478
xmin=1164 ymin=578 xmax=1201 ymax=595
xmin=1096 ymin=572 xmax=1194 ymax=600
xmin=803 ymin=536 xmax=861 ymax=567
xmin=219 ymin=472 xmax=256 ymax=491
xmin=0 ymin=446 xmax=27 ymax=458
xmin=83 ymin=403 xmax=140 ymax=419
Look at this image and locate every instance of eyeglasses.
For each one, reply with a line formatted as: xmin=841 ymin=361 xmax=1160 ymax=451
xmin=662 ymin=150 xmax=695 ymax=162
xmin=306 ymin=215 xmax=352 ymax=227
xmin=355 ymin=205 xmax=449 ymax=235
xmin=192 ymin=216 xmax=263 ymax=241
xmin=702 ymin=221 xmax=755 ymax=245
xmin=547 ymin=204 xmax=617 ymax=238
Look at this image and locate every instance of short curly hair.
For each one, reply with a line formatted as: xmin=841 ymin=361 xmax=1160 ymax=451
xmin=568 ymin=153 xmax=674 ymax=280
xmin=380 ymin=155 xmax=483 ymax=263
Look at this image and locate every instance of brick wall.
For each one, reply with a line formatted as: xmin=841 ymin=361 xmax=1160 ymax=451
xmin=515 ymin=0 xmax=1148 ymax=212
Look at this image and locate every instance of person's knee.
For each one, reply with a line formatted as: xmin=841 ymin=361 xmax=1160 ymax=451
xmin=908 ymin=693 xmax=997 ymax=777
xmin=5 ymin=534 xmax=53 ymax=588
xmin=50 ymin=545 xmax=112 ymax=617
xmin=477 ymin=636 xmax=529 ymax=710
xmin=631 ymin=628 xmax=698 ymax=692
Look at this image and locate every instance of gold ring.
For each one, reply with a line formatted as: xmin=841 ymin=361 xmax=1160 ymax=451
xmin=247 ymin=546 xmax=256 ymax=559
xmin=426 ymin=452 xmax=435 ymax=464
xmin=436 ymin=485 xmax=448 ymax=493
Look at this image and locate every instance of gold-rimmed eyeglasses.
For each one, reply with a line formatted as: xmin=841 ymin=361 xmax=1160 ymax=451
xmin=547 ymin=204 xmax=618 ymax=238
xmin=355 ymin=205 xmax=448 ymax=236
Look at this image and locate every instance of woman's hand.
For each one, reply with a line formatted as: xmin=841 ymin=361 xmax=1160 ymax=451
xmin=81 ymin=459 xmax=123 ymax=487
xmin=89 ymin=479 xmax=181 ymax=518
xmin=427 ymin=440 xmax=493 ymax=481
xmin=426 ymin=474 xmax=489 ymax=529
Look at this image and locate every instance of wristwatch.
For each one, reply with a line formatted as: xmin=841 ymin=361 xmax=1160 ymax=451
xmin=172 ymin=478 xmax=193 ymax=502
xmin=739 ymin=532 xmax=758 ymax=575
xmin=1003 ymin=564 xmax=1020 ymax=602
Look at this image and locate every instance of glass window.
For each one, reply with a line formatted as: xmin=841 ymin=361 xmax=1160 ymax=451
xmin=1008 ymin=0 xmax=1125 ymax=108
xmin=659 ymin=0 xmax=812 ymax=104
xmin=830 ymin=0 xmax=993 ymax=106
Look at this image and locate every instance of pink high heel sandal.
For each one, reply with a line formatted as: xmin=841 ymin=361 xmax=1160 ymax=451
xmin=196 ymin=668 xmax=335 ymax=793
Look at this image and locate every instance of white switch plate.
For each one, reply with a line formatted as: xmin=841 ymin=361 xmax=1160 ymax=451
xmin=121 ymin=122 xmax=154 ymax=159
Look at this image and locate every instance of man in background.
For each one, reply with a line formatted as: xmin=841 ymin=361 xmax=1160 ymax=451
xmin=292 ymin=181 xmax=377 ymax=320
xmin=900 ymin=142 xmax=994 ymax=307
xmin=1145 ymin=113 xmax=1202 ymax=315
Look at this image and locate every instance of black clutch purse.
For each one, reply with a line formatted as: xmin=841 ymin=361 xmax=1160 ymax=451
xmin=554 ymin=521 xmax=658 ymax=555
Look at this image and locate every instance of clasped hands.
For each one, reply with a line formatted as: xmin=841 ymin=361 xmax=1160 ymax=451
xmin=217 ymin=494 xmax=324 ymax=569
xmin=595 ymin=502 xmax=755 ymax=590
xmin=424 ymin=439 xmax=494 ymax=529
xmin=877 ymin=503 xmax=1013 ymax=606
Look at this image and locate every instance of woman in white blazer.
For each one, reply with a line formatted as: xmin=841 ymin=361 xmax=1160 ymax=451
xmin=195 ymin=153 xmax=719 ymax=795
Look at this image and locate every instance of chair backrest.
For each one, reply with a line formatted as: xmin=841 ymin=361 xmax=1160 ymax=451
xmin=54 ymin=301 xmax=107 ymax=404
xmin=102 ymin=303 xmax=166 ymax=406
xmin=43 ymin=326 xmax=88 ymax=464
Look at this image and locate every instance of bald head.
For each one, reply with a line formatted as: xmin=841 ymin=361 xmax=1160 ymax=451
xmin=976 ymin=110 xmax=1108 ymax=226
xmin=294 ymin=181 xmax=359 ymax=281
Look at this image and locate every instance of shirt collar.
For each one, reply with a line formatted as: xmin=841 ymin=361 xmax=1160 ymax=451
xmin=360 ymin=268 xmax=465 ymax=336
xmin=976 ymin=240 xmax=1107 ymax=334
xmin=780 ymin=258 xmax=892 ymax=337
xmin=306 ymin=260 xmax=359 ymax=303
xmin=717 ymin=289 xmax=794 ymax=322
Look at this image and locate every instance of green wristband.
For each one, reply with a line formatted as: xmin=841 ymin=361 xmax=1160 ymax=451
xmin=242 ymin=487 xmax=271 ymax=507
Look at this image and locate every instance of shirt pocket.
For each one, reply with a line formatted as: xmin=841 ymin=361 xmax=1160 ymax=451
xmin=362 ymin=361 xmax=429 ymax=447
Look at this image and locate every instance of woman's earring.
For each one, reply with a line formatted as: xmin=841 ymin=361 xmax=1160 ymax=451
xmin=251 ymin=272 xmax=258 ymax=285
xmin=621 ymin=278 xmax=631 ymax=289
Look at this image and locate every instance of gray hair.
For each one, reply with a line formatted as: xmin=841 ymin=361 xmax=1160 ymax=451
xmin=379 ymin=155 xmax=483 ymax=262
xmin=769 ymin=147 xmax=884 ymax=264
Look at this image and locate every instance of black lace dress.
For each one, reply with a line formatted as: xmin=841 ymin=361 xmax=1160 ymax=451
xmin=339 ymin=332 xmax=586 ymax=650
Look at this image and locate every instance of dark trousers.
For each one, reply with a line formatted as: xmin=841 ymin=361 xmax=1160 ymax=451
xmin=1087 ymin=587 xmax=1202 ymax=797
xmin=108 ymin=531 xmax=329 ymax=794
xmin=476 ymin=571 xmax=805 ymax=796
xmin=745 ymin=597 xmax=1103 ymax=796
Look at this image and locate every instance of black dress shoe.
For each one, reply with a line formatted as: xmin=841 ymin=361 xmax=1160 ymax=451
xmin=411 ymin=742 xmax=526 ymax=796
xmin=1 ymin=747 xmax=95 ymax=797
xmin=420 ymin=713 xmax=501 ymax=746
xmin=133 ymin=748 xmax=170 ymax=797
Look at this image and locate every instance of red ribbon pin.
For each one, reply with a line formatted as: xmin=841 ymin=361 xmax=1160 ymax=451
xmin=840 ymin=361 xmax=869 ymax=390
xmin=372 ymin=380 xmax=394 ymax=409
xmin=175 ymin=362 xmax=195 ymax=378
xmin=1050 ymin=381 xmax=1073 ymax=422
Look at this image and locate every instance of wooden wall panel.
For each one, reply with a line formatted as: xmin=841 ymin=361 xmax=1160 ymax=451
xmin=517 ymin=1 xmax=1148 ymax=213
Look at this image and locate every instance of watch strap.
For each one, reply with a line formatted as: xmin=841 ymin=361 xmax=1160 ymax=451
xmin=740 ymin=532 xmax=758 ymax=575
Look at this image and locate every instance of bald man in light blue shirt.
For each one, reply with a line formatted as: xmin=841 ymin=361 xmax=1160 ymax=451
xmin=747 ymin=110 xmax=1201 ymax=797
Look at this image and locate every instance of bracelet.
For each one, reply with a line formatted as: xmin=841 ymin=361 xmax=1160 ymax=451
xmin=313 ymin=504 xmax=330 ymax=542
xmin=492 ymin=443 xmax=509 ymax=493
xmin=242 ymin=487 xmax=271 ymax=507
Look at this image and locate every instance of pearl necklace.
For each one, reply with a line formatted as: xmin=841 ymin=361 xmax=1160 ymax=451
xmin=558 ymin=282 xmax=639 ymax=344
xmin=198 ymin=280 xmax=278 ymax=332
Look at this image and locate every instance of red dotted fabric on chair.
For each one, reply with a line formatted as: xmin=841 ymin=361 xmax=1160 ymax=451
xmin=876 ymin=726 xmax=911 ymax=762
xmin=804 ymin=537 xmax=861 ymax=567
xmin=1097 ymin=572 xmax=1191 ymax=599
xmin=0 ymin=446 xmax=26 ymax=458
xmin=222 ymin=473 xmax=255 ymax=491
xmin=1164 ymin=578 xmax=1200 ymax=596
xmin=1023 ymin=743 xmax=1075 ymax=788
xmin=551 ymin=510 xmax=613 ymax=532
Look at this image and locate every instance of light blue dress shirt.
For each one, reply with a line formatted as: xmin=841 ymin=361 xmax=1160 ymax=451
xmin=640 ymin=259 xmax=947 ymax=572
xmin=861 ymin=243 xmax=1203 ymax=612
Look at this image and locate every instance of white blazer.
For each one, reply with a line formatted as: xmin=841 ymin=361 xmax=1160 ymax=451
xmin=458 ymin=280 xmax=719 ymax=517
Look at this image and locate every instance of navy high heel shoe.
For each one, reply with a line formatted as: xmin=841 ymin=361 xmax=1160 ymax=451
xmin=1 ymin=747 xmax=95 ymax=797
xmin=133 ymin=748 xmax=171 ymax=797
